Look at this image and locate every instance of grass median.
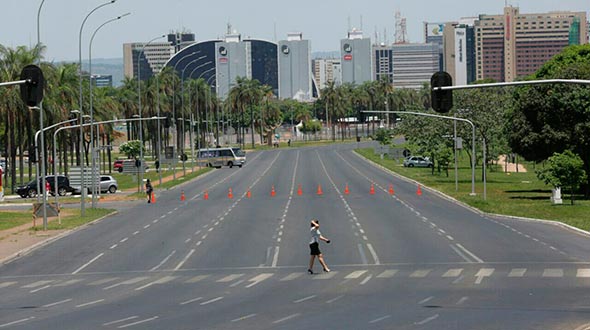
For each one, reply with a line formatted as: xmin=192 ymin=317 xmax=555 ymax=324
xmin=357 ymin=148 xmax=590 ymax=231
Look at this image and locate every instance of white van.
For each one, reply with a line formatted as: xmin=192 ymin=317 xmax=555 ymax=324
xmin=197 ymin=148 xmax=246 ymax=168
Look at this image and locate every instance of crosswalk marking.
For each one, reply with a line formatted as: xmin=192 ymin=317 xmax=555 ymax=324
xmin=103 ymin=277 xmax=149 ymax=290
xmin=376 ymin=270 xmax=398 ymax=278
xmin=313 ymin=271 xmax=338 ymax=280
xmin=280 ymin=273 xmax=303 ymax=281
xmin=0 ymin=281 xmax=17 ymax=289
xmin=88 ymin=277 xmax=119 ymax=286
xmin=442 ymin=269 xmax=463 ymax=277
xmin=577 ymin=269 xmax=590 ymax=278
xmin=134 ymin=276 xmax=176 ymax=291
xmin=245 ymin=273 xmax=273 ymax=288
xmin=185 ymin=275 xmax=209 ymax=283
xmin=21 ymin=280 xmax=53 ymax=288
xmin=345 ymin=270 xmax=368 ymax=279
xmin=410 ymin=270 xmax=431 ymax=278
xmin=217 ymin=274 xmax=244 ymax=283
xmin=475 ymin=268 xmax=494 ymax=284
xmin=508 ymin=268 xmax=527 ymax=277
xmin=55 ymin=279 xmax=84 ymax=287
xmin=543 ymin=269 xmax=564 ymax=278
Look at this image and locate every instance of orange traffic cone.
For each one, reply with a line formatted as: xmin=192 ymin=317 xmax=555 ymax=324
xmin=181 ymin=190 xmax=186 ymax=201
xmin=247 ymin=190 xmax=252 ymax=198
xmin=228 ymin=188 xmax=234 ymax=199
xmin=151 ymin=191 xmax=156 ymax=204
xmin=317 ymin=184 xmax=323 ymax=196
xmin=271 ymin=185 xmax=276 ymax=197
xmin=416 ymin=184 xmax=423 ymax=196
xmin=344 ymin=184 xmax=350 ymax=195
xmin=204 ymin=190 xmax=209 ymax=200
xmin=297 ymin=184 xmax=303 ymax=196
xmin=370 ymin=183 xmax=375 ymax=195
xmin=389 ymin=184 xmax=395 ymax=195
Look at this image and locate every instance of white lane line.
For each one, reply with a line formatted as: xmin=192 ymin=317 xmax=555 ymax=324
xmin=508 ymin=268 xmax=527 ymax=277
xmin=272 ymin=313 xmax=300 ymax=324
xmin=200 ymin=296 xmax=224 ymax=305
xmin=245 ymin=273 xmax=273 ymax=288
xmin=150 ymin=250 xmax=176 ymax=271
xmin=442 ymin=269 xmax=463 ymax=278
xmin=88 ymin=277 xmax=118 ymax=286
xmin=76 ymin=299 xmax=104 ymax=308
xmin=577 ymin=269 xmax=590 ymax=278
xmin=271 ymin=246 xmax=280 ymax=268
xmin=345 ymin=270 xmax=368 ymax=279
xmin=29 ymin=285 xmax=51 ymax=293
xmin=313 ymin=271 xmax=338 ymax=280
xmin=456 ymin=297 xmax=469 ymax=305
xmin=326 ymin=295 xmax=345 ymax=304
xmin=410 ymin=270 xmax=431 ymax=278
xmin=132 ymin=231 xmax=140 ymax=235
xmin=22 ymin=280 xmax=53 ymax=288
xmin=174 ymin=249 xmax=195 ymax=271
xmin=446 ymin=235 xmax=454 ymax=241
xmin=185 ymin=275 xmax=209 ymax=283
xmin=134 ymin=276 xmax=176 ymax=291
xmin=455 ymin=244 xmax=484 ymax=263
xmin=360 ymin=274 xmax=373 ymax=285
xmin=543 ymin=268 xmax=564 ymax=278
xmin=184 ymin=238 xmax=191 ymax=243
xmin=120 ymin=237 xmax=129 ymax=243
xmin=152 ymin=219 xmax=158 ymax=223
xmin=110 ymin=244 xmax=118 ymax=249
xmin=294 ymin=295 xmax=316 ymax=303
xmin=217 ymin=274 xmax=244 ymax=283
xmin=103 ymin=277 xmax=148 ymax=290
xmin=179 ymin=297 xmax=203 ymax=305
xmin=231 ymin=313 xmax=257 ymax=323
xmin=280 ymin=273 xmax=303 ymax=281
xmin=72 ymin=253 xmax=104 ymax=275
xmin=357 ymin=244 xmax=368 ymax=265
xmin=0 ymin=282 xmax=17 ymax=289
xmin=475 ymin=268 xmax=495 ymax=284
xmin=160 ymin=214 xmax=166 ymax=219
xmin=369 ymin=315 xmax=391 ymax=324
xmin=418 ymin=296 xmax=434 ymax=304
xmin=167 ymin=211 xmax=174 ymax=215
xmin=415 ymin=314 xmax=439 ymax=325
xmin=229 ymin=280 xmax=245 ymax=287
xmin=42 ymin=298 xmax=72 ymax=308
xmin=143 ymin=224 xmax=150 ymax=229
xmin=0 ymin=317 xmax=35 ymax=328
xmin=377 ymin=270 xmax=398 ymax=278
xmin=117 ymin=316 xmax=159 ymax=328
xmin=103 ymin=316 xmax=138 ymax=326
xmin=366 ymin=243 xmax=380 ymax=265
xmin=450 ymin=244 xmax=473 ymax=263
xmin=196 ymin=241 xmax=202 ymax=246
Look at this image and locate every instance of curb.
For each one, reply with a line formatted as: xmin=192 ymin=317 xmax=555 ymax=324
xmin=352 ymin=150 xmax=590 ymax=238
xmin=0 ymin=210 xmax=118 ymax=266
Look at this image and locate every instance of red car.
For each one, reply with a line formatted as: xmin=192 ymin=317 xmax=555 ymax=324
xmin=114 ymin=160 xmax=124 ymax=172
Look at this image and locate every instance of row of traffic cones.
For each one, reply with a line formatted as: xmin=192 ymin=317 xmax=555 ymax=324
xmin=187 ymin=183 xmax=423 ymax=200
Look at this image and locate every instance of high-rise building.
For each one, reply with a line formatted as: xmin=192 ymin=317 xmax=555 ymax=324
xmin=443 ymin=18 xmax=477 ymax=85
xmin=312 ymin=58 xmax=342 ymax=91
xmin=341 ymin=29 xmax=373 ymax=85
xmin=278 ymin=33 xmax=312 ymax=100
xmin=373 ymin=44 xmax=393 ymax=83
xmin=475 ymin=6 xmax=588 ymax=82
xmin=424 ymin=22 xmax=445 ymax=71
xmin=168 ymin=32 xmax=195 ymax=52
xmin=391 ymin=43 xmax=439 ymax=89
xmin=123 ymin=42 xmax=174 ymax=80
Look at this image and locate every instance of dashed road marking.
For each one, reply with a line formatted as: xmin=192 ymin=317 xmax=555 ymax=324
xmin=508 ymin=268 xmax=527 ymax=277
xmin=442 ymin=269 xmax=463 ymax=277
xmin=76 ymin=299 xmax=104 ymax=308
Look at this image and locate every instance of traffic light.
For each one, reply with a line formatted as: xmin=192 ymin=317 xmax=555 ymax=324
xmin=430 ymin=71 xmax=453 ymax=113
xmin=19 ymin=65 xmax=44 ymax=107
xmin=180 ymin=153 xmax=188 ymax=162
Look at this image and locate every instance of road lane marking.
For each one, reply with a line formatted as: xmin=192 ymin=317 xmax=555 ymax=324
xmin=42 ymin=298 xmax=72 ymax=307
xmin=76 ymin=299 xmax=104 ymax=308
xmin=294 ymin=295 xmax=316 ymax=303
xmin=475 ymin=268 xmax=495 ymax=284
xmin=577 ymin=269 xmax=590 ymax=278
xmin=245 ymin=273 xmax=273 ymax=288
xmin=377 ymin=270 xmax=398 ymax=278
xmin=132 ymin=231 xmax=140 ymax=235
xmin=150 ymin=250 xmax=176 ymax=271
xmin=345 ymin=270 xmax=368 ymax=279
xmin=29 ymin=284 xmax=51 ymax=293
xmin=0 ymin=282 xmax=17 ymax=289
xmin=231 ymin=313 xmax=257 ymax=322
xmin=508 ymin=268 xmax=527 ymax=277
xmin=456 ymin=297 xmax=469 ymax=305
xmin=0 ymin=317 xmax=35 ymax=328
xmin=280 ymin=273 xmax=303 ymax=281
xmin=143 ymin=224 xmax=150 ymax=229
xmin=314 ymin=271 xmax=338 ymax=280
xmin=369 ymin=315 xmax=391 ymax=324
xmin=217 ymin=274 xmax=244 ymax=283
xmin=357 ymin=244 xmax=368 ymax=265
xmin=22 ymin=280 xmax=53 ymax=288
xmin=120 ymin=237 xmax=129 ymax=243
xmin=229 ymin=280 xmax=245 ymax=287
xmin=366 ymin=244 xmax=380 ymax=265
xmin=271 ymin=246 xmax=280 ymax=268
xmin=103 ymin=316 xmax=138 ymax=326
xmin=103 ymin=277 xmax=149 ymax=290
xmin=117 ymin=316 xmax=158 ymax=328
xmin=110 ymin=244 xmax=118 ymax=249
xmin=72 ymin=253 xmax=104 ymax=275
xmin=442 ymin=269 xmax=463 ymax=277
xmin=174 ymin=249 xmax=195 ymax=271
xmin=88 ymin=277 xmax=118 ymax=286
xmin=134 ymin=276 xmax=176 ymax=291
xmin=326 ymin=295 xmax=345 ymax=304
xmin=415 ymin=314 xmax=439 ymax=325
xmin=180 ymin=297 xmax=203 ymax=305
xmin=418 ymin=296 xmax=434 ymax=304
xmin=410 ymin=270 xmax=431 ymax=278
xmin=543 ymin=269 xmax=563 ymax=278
xmin=455 ymin=244 xmax=483 ymax=263
xmin=272 ymin=313 xmax=300 ymax=324
xmin=185 ymin=275 xmax=209 ymax=283
xmin=200 ymin=296 xmax=224 ymax=305
xmin=360 ymin=274 xmax=373 ymax=285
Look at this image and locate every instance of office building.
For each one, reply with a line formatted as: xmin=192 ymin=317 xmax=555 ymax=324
xmin=391 ymin=43 xmax=439 ymax=89
xmin=312 ymin=58 xmax=342 ymax=90
xmin=475 ymin=6 xmax=588 ymax=82
xmin=341 ymin=29 xmax=373 ymax=85
xmin=168 ymin=32 xmax=196 ymax=52
xmin=424 ymin=22 xmax=445 ymax=71
xmin=278 ymin=33 xmax=312 ymax=100
xmin=123 ymin=41 xmax=174 ymax=80
xmin=443 ymin=18 xmax=477 ymax=85
xmin=373 ymin=44 xmax=394 ymax=83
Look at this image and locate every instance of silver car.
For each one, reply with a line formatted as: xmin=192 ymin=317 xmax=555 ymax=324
xmin=403 ymin=156 xmax=434 ymax=168
xmin=100 ymin=175 xmax=118 ymax=193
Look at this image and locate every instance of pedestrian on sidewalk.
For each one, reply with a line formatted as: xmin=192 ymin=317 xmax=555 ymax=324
xmin=308 ymin=219 xmax=330 ymax=274
xmin=145 ymin=179 xmax=153 ymax=204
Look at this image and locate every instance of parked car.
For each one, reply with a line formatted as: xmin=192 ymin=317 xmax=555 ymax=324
xmin=114 ymin=160 xmax=124 ymax=172
xmin=99 ymin=175 xmax=118 ymax=193
xmin=403 ymin=156 xmax=434 ymax=168
xmin=16 ymin=175 xmax=73 ymax=198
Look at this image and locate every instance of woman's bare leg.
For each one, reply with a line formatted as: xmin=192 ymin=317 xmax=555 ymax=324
xmin=309 ymin=255 xmax=316 ymax=270
xmin=318 ymin=254 xmax=330 ymax=271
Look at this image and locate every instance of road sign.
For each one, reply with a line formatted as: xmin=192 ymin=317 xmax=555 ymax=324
xmin=19 ymin=65 xmax=44 ymax=107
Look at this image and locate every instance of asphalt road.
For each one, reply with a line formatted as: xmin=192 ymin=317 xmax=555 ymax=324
xmin=1 ymin=143 xmax=590 ymax=329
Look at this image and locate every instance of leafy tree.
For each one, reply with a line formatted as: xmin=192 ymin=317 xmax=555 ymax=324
xmin=374 ymin=128 xmax=391 ymax=145
xmin=536 ymin=150 xmax=587 ymax=205
xmin=119 ymin=140 xmax=144 ymax=159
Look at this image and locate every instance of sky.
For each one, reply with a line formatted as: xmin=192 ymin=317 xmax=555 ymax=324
xmin=1 ymin=0 xmax=588 ymax=62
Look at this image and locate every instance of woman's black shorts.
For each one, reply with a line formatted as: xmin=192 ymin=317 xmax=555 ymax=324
xmin=309 ymin=242 xmax=321 ymax=255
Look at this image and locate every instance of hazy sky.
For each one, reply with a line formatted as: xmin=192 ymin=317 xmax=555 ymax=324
xmin=1 ymin=0 xmax=588 ymax=62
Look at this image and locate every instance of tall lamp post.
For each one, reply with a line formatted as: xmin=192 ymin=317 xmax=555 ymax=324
xmin=89 ymin=13 xmax=129 ymax=208
xmin=34 ymin=0 xmax=46 ymax=205
xmin=190 ymin=67 xmax=215 ymax=162
xmin=78 ymin=0 xmax=116 ymax=216
xmin=137 ymin=35 xmax=166 ymax=192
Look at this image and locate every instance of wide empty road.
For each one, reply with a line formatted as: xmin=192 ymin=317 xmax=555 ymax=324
xmin=1 ymin=143 xmax=590 ymax=329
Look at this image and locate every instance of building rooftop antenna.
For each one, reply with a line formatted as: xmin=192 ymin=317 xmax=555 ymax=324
xmin=395 ymin=10 xmax=408 ymax=44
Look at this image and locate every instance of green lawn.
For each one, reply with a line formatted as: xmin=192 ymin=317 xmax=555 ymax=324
xmin=357 ymin=148 xmax=590 ymax=231
xmin=0 ymin=211 xmax=33 ymax=231
xmin=32 ymin=208 xmax=115 ymax=231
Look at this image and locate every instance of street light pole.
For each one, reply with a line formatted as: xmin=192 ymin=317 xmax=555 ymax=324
xmin=137 ymin=35 xmax=166 ymax=192
xmin=78 ymin=0 xmax=116 ymax=216
xmin=89 ymin=13 xmax=129 ymax=208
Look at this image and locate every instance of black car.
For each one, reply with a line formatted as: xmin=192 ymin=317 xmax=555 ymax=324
xmin=16 ymin=175 xmax=73 ymax=198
